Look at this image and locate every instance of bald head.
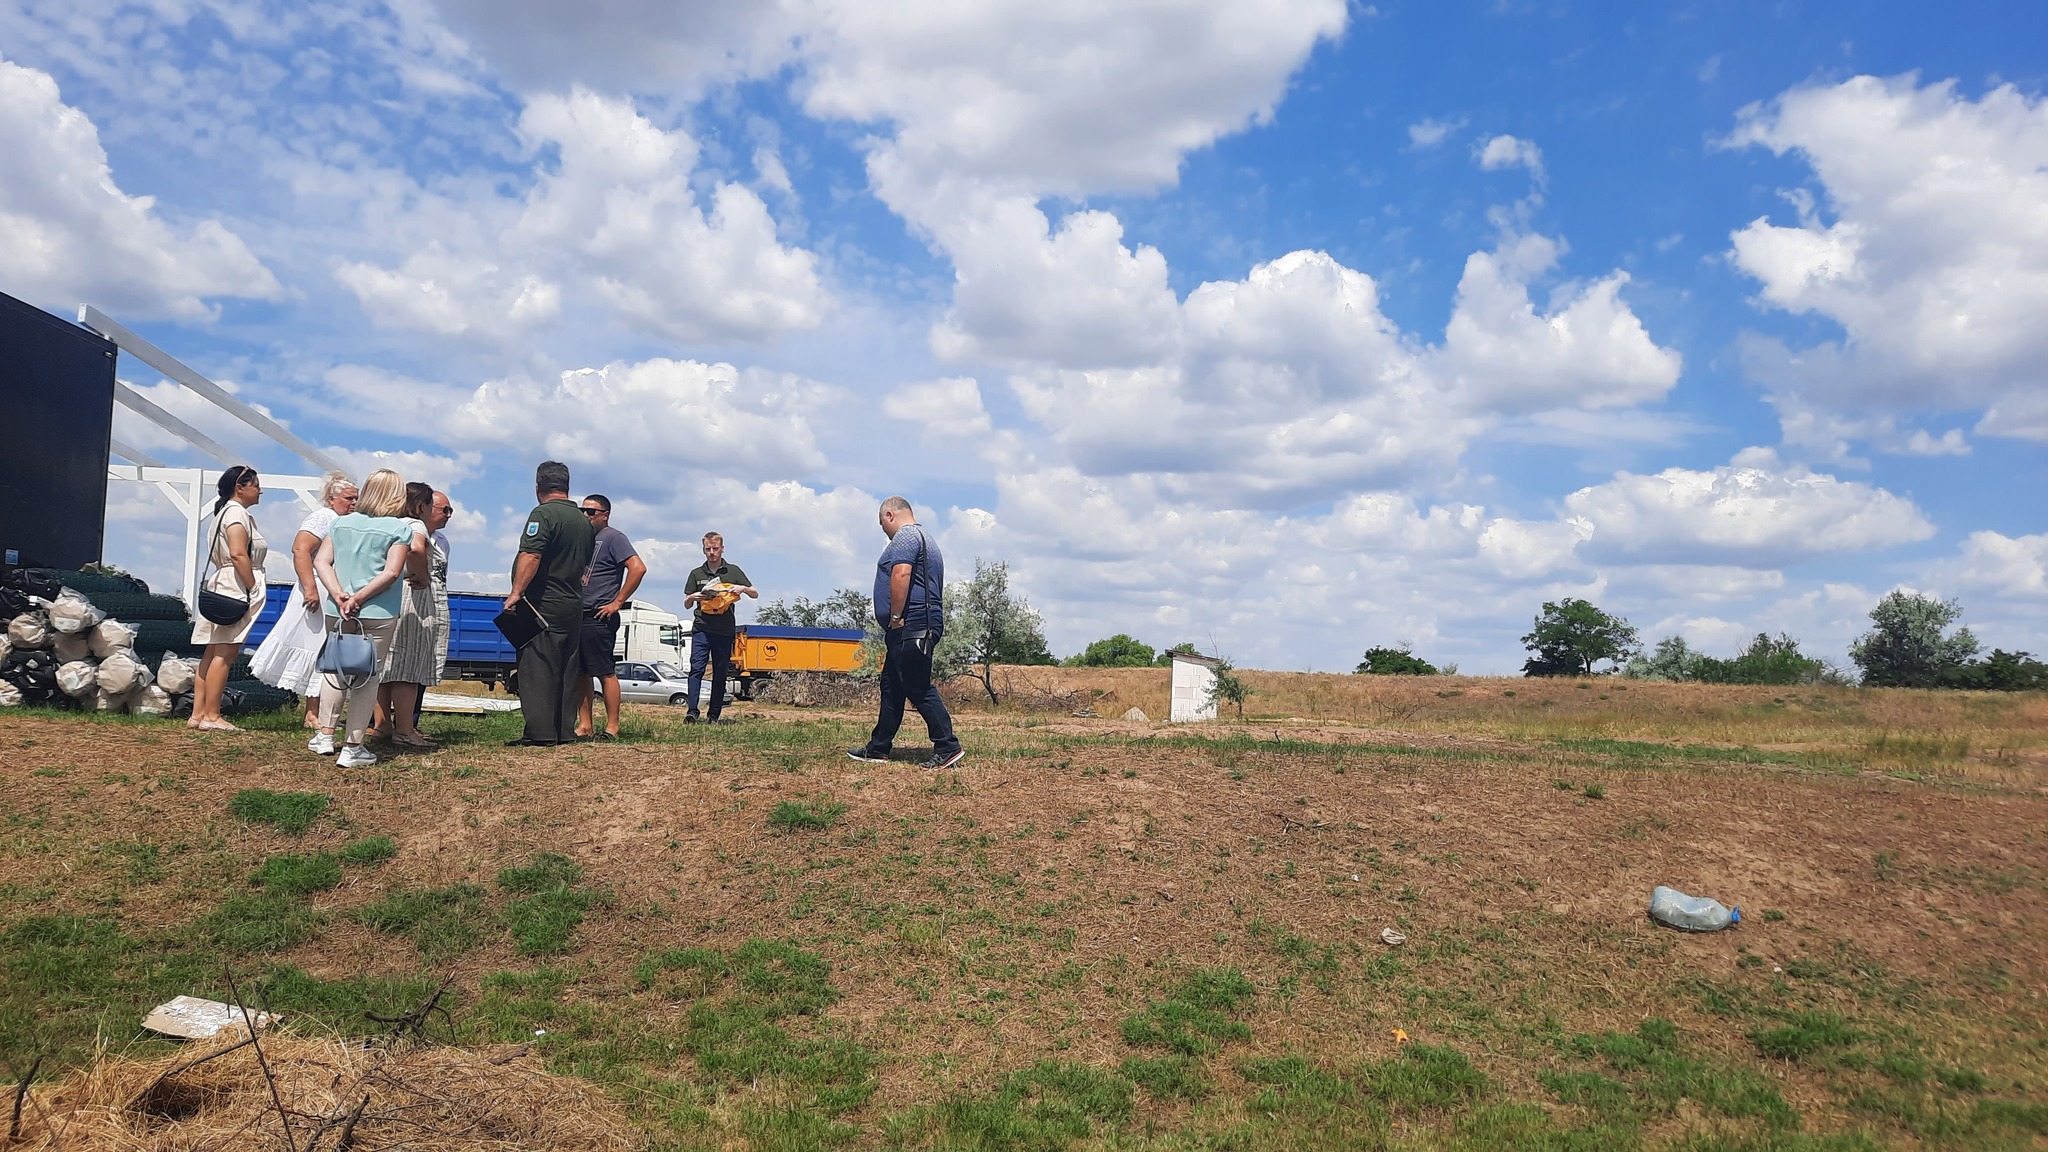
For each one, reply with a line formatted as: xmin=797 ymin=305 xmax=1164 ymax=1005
xmin=879 ymin=496 xmax=916 ymax=539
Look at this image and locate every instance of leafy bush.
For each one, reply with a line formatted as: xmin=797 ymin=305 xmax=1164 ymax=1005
xmin=1070 ymin=634 xmax=1156 ymax=667
xmin=1625 ymin=633 xmax=1837 ymax=685
xmin=1356 ymin=645 xmax=1439 ymax=675
xmin=1153 ymin=642 xmax=1200 ymax=666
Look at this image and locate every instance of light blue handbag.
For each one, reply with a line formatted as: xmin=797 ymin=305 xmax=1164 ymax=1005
xmin=316 ymin=616 xmax=377 ymax=690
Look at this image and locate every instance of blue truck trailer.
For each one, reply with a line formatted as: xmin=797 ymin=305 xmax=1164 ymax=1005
xmin=246 ymin=585 xmax=523 ymax=688
xmin=245 ymin=586 xmax=858 ymax=697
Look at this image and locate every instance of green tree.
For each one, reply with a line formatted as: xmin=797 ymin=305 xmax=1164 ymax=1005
xmin=757 ymin=588 xmax=871 ymax=630
xmin=1849 ymin=592 xmax=1979 ymax=687
xmin=1071 ymin=634 xmax=1156 ymax=667
xmin=1939 ymin=649 xmax=2048 ymax=691
xmin=954 ymin=559 xmax=1055 ymax=704
xmin=1355 ymin=645 xmax=1438 ymax=676
xmin=1204 ymin=656 xmax=1251 ymax=720
xmin=1520 ymin=598 xmax=1639 ymax=677
xmin=1153 ymin=642 xmax=1200 ymax=667
xmin=1622 ymin=635 xmax=1706 ymax=681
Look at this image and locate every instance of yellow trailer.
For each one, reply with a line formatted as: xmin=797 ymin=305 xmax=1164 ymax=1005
xmin=726 ymin=624 xmax=866 ymax=695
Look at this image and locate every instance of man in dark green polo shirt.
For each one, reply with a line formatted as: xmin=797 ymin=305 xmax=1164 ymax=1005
xmin=682 ymin=531 xmax=757 ymax=723
xmin=503 ymin=460 xmax=595 ymax=745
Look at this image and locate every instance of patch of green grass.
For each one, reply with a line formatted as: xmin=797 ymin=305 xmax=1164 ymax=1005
xmin=1582 ymin=782 xmax=1606 ymax=800
xmin=247 ymin=964 xmax=442 ymax=1033
xmin=1548 ymin=738 xmax=1801 ymax=767
xmin=497 ymin=851 xmax=583 ymax=892
xmin=497 ymin=853 xmax=597 ymax=956
xmin=1555 ymin=1017 xmax=1795 ymax=1131
xmin=1120 ymin=1054 xmax=1209 ymax=1101
xmin=1361 ymin=1043 xmax=1488 ymax=1110
xmin=1119 ymin=968 xmax=1256 ymax=1055
xmin=638 ymin=939 xmax=876 ymax=1118
xmin=1934 ymin=1065 xmax=1989 ymax=1093
xmin=357 ymin=883 xmax=491 ymax=961
xmin=769 ymin=795 xmax=849 ymax=832
xmin=888 ymin=1061 xmax=1132 ymax=1151
xmin=250 ymin=852 xmax=344 ymax=899
xmin=1750 ymin=1011 xmax=1858 ymax=1062
xmin=202 ymin=892 xmax=324 ymax=953
xmin=227 ymin=788 xmax=331 ymax=834
xmin=108 ymin=839 xmax=165 ymax=882
xmin=338 ymin=836 xmax=397 ymax=864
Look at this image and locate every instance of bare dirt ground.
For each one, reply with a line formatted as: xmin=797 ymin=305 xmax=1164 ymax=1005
xmin=3 ymin=673 xmax=2045 ymax=1148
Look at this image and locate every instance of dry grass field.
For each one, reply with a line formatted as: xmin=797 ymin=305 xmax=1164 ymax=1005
xmin=2 ymin=671 xmax=2044 ymax=1150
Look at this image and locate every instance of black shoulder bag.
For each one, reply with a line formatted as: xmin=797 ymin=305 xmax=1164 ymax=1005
xmin=196 ymin=508 xmax=254 ymax=625
xmin=902 ymin=527 xmax=941 ymax=657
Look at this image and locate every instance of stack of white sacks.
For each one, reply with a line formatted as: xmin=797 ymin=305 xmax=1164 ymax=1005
xmin=1 ymin=587 xmax=185 ymax=714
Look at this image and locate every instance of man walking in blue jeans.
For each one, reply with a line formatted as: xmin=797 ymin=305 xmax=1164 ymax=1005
xmin=848 ymin=497 xmax=963 ymax=769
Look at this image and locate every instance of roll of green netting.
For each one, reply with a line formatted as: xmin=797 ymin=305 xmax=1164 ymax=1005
xmin=222 ymin=680 xmax=296 ymax=716
xmin=77 ymin=592 xmax=191 ymax=623
xmin=47 ymin=569 xmax=150 ymax=598
xmin=130 ymin=620 xmax=203 ymax=655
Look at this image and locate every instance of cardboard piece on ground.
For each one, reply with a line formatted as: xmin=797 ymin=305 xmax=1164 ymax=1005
xmin=421 ymin=691 xmax=521 ymax=714
xmin=142 ymin=995 xmax=280 ymax=1039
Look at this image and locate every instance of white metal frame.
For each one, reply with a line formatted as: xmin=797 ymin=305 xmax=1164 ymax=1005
xmin=83 ymin=304 xmax=343 ymax=611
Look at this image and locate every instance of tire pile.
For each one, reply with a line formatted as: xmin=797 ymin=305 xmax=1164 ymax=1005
xmin=0 ymin=568 xmax=294 ymax=718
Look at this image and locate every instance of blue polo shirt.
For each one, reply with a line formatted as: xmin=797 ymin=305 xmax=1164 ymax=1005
xmin=872 ymin=523 xmax=944 ymax=630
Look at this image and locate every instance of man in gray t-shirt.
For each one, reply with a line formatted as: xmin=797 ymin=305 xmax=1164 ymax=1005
xmin=577 ymin=494 xmax=646 ymax=739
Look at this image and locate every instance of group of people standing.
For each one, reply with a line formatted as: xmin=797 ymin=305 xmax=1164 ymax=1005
xmin=504 ymin=460 xmax=757 ymax=745
xmin=197 ymin=465 xmax=454 ymax=767
xmin=187 ymin=457 xmax=961 ymax=769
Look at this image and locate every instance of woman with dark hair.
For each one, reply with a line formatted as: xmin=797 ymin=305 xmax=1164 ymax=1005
xmin=189 ymin=464 xmax=267 ymax=731
xmin=377 ymin=481 xmax=440 ymax=749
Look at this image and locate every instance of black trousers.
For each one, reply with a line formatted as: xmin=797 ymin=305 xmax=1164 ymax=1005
xmin=688 ymin=630 xmax=734 ymax=718
xmin=869 ymin=628 xmax=959 ymax=756
xmin=517 ymin=617 xmax=582 ymax=743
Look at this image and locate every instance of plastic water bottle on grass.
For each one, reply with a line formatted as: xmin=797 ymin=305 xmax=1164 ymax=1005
xmin=1648 ymin=886 xmax=1740 ymax=931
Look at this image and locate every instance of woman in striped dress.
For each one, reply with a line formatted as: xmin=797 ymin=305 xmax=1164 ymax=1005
xmin=377 ymin=483 xmax=440 ymax=749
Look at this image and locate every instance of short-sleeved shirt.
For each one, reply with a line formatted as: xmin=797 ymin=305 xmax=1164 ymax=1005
xmin=205 ymin=502 xmax=268 ymax=595
xmin=518 ymin=498 xmax=596 ymax=629
xmin=583 ymin=526 xmax=639 ymax=610
xmin=296 ymin=507 xmax=338 ymax=541
xmin=323 ymin=513 xmax=410 ymax=619
xmin=873 ymin=523 xmax=943 ymax=630
xmin=685 ymin=561 xmax=752 ymax=637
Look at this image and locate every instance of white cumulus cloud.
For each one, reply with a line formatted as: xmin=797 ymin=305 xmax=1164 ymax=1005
xmin=1727 ymin=74 xmax=2048 ymax=444
xmin=1563 ymin=457 xmax=1935 ymax=566
xmin=335 ymin=87 xmax=826 ymax=343
xmin=0 ymin=56 xmax=280 ymax=320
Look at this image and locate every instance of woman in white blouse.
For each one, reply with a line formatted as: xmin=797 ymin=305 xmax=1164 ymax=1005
xmin=250 ymin=470 xmax=357 ymax=727
xmin=189 ymin=465 xmax=267 ymax=731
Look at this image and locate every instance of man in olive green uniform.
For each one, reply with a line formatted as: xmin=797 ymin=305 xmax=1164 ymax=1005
xmin=503 ymin=460 xmax=595 ymax=745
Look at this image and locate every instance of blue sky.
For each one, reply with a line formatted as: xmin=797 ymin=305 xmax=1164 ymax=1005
xmin=3 ymin=0 xmax=2043 ymax=672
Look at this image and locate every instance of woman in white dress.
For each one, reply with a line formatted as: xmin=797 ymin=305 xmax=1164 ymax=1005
xmin=250 ymin=470 xmax=357 ymax=725
xmin=189 ymin=465 xmax=266 ymax=731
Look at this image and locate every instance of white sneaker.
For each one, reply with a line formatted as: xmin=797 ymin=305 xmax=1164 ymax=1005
xmin=307 ymin=732 xmax=335 ymax=756
xmin=335 ymin=744 xmax=378 ymax=768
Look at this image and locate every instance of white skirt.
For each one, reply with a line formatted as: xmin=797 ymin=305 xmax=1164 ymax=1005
xmin=249 ymin=601 xmax=328 ymax=694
